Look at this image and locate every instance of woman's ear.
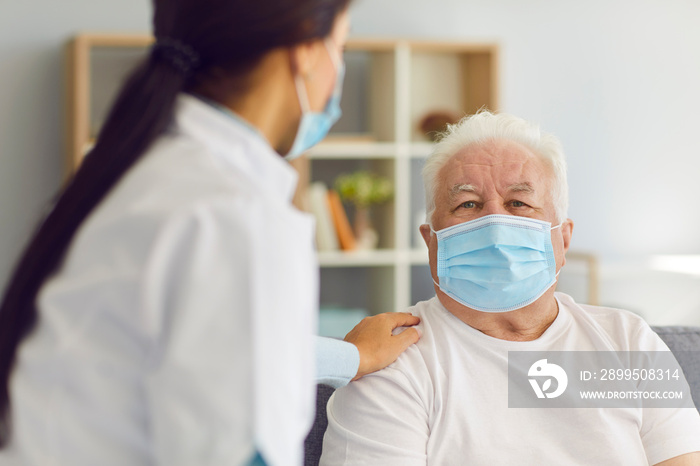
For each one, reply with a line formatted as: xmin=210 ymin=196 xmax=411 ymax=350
xmin=289 ymin=40 xmax=322 ymax=79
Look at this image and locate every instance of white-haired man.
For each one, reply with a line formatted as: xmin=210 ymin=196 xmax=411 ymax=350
xmin=320 ymin=112 xmax=700 ymax=465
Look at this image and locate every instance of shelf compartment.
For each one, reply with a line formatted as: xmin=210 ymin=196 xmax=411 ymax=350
xmin=319 ymin=266 xmax=395 ymax=316
xmin=409 ymin=44 xmax=498 ymax=142
xmin=328 ymin=47 xmax=396 ymax=142
xmin=89 ymin=45 xmax=149 ymax=140
xmin=310 ymin=158 xmax=396 ymax=250
xmin=65 ymin=34 xmax=152 ymax=172
xmin=411 ymin=264 xmax=435 ymax=306
xmin=409 ymin=157 xmax=429 ymax=249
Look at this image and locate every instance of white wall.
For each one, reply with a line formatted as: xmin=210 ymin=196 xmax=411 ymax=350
xmin=350 ymin=0 xmax=700 ymax=325
xmin=0 ymin=0 xmax=150 ymax=291
xmin=2 ymin=0 xmax=700 ymax=323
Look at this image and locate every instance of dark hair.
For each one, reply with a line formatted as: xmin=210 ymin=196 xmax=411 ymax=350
xmin=0 ymin=0 xmax=351 ymax=446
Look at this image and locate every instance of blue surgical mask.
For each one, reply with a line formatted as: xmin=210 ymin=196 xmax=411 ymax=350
xmin=286 ymin=40 xmax=344 ymax=160
xmin=432 ymin=214 xmax=562 ymax=313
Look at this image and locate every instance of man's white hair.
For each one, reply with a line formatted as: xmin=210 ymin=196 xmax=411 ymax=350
xmin=422 ymin=111 xmax=569 ymax=225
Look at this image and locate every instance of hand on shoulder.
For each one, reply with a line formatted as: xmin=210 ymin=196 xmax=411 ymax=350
xmin=344 ymin=312 xmax=421 ymax=381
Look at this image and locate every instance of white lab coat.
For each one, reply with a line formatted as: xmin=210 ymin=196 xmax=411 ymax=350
xmin=2 ymin=94 xmax=318 ymax=465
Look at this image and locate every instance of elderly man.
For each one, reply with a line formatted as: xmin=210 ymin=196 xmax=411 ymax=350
xmin=320 ymin=112 xmax=700 ymax=465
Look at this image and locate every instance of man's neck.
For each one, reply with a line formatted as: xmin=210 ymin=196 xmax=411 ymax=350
xmin=440 ymin=292 xmax=560 ymax=342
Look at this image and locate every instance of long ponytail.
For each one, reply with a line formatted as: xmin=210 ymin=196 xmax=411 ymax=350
xmin=0 ymin=0 xmax=351 ymax=447
xmin=0 ymin=49 xmax=190 ymax=446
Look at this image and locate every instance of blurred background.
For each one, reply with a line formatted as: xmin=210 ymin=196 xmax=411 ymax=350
xmin=1 ymin=0 xmax=699 ymax=328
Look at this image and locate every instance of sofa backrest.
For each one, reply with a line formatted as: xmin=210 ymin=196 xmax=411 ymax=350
xmin=652 ymin=326 xmax=700 ymax=411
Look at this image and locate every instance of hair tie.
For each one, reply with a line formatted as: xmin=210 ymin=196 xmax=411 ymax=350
xmin=152 ymin=38 xmax=201 ymax=76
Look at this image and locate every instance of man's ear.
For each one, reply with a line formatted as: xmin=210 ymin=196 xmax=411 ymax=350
xmin=562 ymin=219 xmax=574 ymax=253
xmin=419 ymin=223 xmax=432 ymax=248
xmin=559 ymin=218 xmax=574 ymax=268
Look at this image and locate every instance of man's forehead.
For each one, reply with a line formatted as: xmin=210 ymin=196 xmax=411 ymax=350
xmin=448 ymin=139 xmax=538 ymax=166
xmin=436 ymin=140 xmax=550 ymax=196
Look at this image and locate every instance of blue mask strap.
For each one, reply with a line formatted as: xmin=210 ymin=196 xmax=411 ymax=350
xmin=432 ymin=221 xmax=562 ymax=235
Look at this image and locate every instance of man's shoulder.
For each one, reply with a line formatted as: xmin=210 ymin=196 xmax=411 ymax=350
xmin=558 ymin=292 xmax=646 ymax=325
xmin=560 ymin=293 xmax=644 ymax=322
xmin=406 ymin=296 xmax=443 ymax=324
xmin=329 ymin=299 xmax=443 ymax=411
xmin=357 ymin=298 xmax=446 ymax=384
xmin=386 ymin=297 xmax=459 ymax=374
xmin=403 ymin=297 xmax=453 ymax=352
xmin=556 ymin=292 xmax=661 ymax=350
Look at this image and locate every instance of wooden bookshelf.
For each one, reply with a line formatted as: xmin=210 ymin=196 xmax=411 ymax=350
xmin=65 ymin=34 xmax=500 ymax=313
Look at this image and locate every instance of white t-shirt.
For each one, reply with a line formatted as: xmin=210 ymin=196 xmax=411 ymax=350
xmin=321 ymin=293 xmax=700 ymax=465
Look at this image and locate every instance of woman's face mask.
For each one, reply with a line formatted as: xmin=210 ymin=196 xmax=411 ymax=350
xmin=285 ymin=40 xmax=345 ymax=160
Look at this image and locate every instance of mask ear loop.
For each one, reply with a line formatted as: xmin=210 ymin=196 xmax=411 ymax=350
xmin=296 ymin=39 xmax=341 ymax=115
xmin=323 ymin=39 xmax=345 ymax=111
xmin=551 ymin=222 xmax=564 ymax=280
xmin=324 ymin=38 xmax=342 ymax=68
xmin=427 ymin=224 xmax=439 ymax=286
xmin=294 ymin=73 xmax=312 ymax=114
xmin=295 ymin=39 xmax=336 ymax=115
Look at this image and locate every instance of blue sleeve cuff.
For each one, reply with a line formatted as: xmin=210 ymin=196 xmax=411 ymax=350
xmin=247 ymin=452 xmax=267 ymax=466
xmin=315 ymin=336 xmax=360 ymax=388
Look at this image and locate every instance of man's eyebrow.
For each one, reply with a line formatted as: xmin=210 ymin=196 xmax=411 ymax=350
xmin=507 ymin=182 xmax=535 ymax=194
xmin=448 ymin=184 xmax=478 ymax=204
xmin=449 ymin=183 xmax=477 ymax=198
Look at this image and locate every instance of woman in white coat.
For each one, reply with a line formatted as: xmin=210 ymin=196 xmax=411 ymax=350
xmin=0 ymin=0 xmax=419 ymax=464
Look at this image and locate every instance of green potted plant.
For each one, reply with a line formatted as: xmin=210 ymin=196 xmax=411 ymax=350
xmin=335 ymin=171 xmax=393 ymax=250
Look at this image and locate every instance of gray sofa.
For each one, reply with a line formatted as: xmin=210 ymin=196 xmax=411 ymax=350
xmin=304 ymin=326 xmax=700 ymax=466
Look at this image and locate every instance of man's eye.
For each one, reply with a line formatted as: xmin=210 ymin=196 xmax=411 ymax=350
xmin=511 ymin=200 xmax=527 ymax=208
xmin=460 ymin=201 xmax=477 ymax=209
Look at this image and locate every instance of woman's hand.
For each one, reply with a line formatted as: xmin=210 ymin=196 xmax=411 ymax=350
xmin=344 ymin=313 xmax=421 ymax=381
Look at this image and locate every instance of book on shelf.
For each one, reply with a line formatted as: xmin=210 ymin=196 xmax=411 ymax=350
xmin=308 ymin=183 xmax=358 ymax=252
xmin=327 ymin=189 xmax=356 ymax=251
xmin=309 ymin=182 xmax=339 ymax=251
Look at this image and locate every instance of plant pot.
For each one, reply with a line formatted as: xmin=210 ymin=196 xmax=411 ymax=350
xmin=354 ymin=207 xmax=379 ymax=250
